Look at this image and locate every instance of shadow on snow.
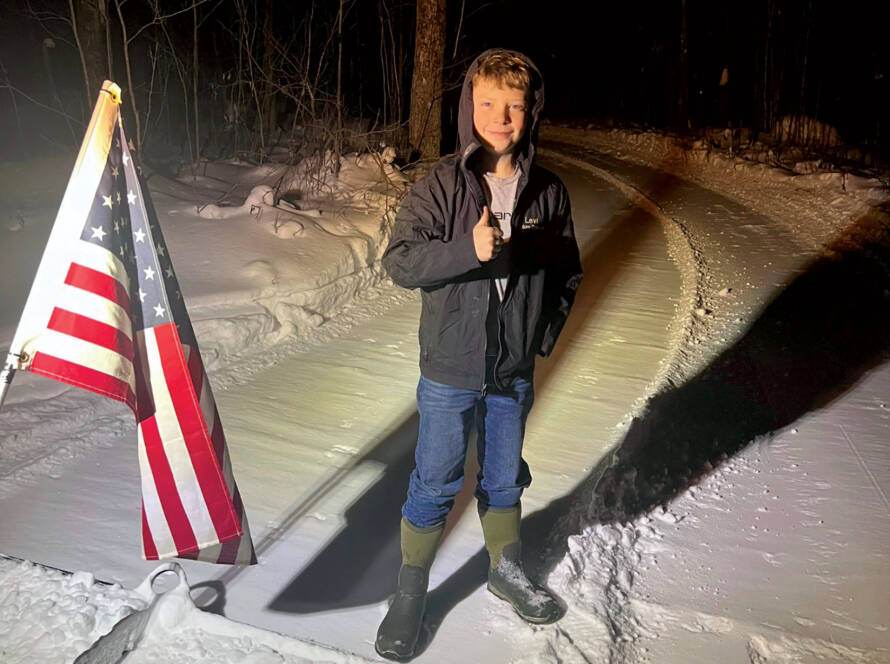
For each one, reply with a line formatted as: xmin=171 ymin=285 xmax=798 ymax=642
xmin=267 ymin=157 xmax=669 ymax=616
xmin=265 ymin=148 xmax=889 ymax=659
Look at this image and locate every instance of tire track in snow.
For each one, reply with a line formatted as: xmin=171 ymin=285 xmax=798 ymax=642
xmin=0 ymin=390 xmax=130 ymax=498
xmin=537 ymin=147 xmax=711 ymax=664
xmin=534 ymin=138 xmax=888 ymax=663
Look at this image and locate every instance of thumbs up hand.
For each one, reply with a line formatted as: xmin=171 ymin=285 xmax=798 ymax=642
xmin=473 ymin=206 xmax=504 ymax=262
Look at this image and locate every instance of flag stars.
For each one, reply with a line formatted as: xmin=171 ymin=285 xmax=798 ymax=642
xmin=113 ymin=219 xmax=120 ymax=234
xmin=165 ymin=267 xmax=174 ymax=279
xmin=154 ymin=303 xmax=166 ymax=318
xmin=116 ymin=191 xmax=122 ymax=204
xmin=102 ymin=194 xmax=113 ymax=209
xmin=90 ymin=225 xmax=107 ymax=241
xmin=138 ymin=288 xmax=147 ymax=303
xmin=134 ymin=228 xmax=146 ymax=243
xmin=123 ymin=152 xmax=130 ymax=166
xmin=127 ymin=190 xmax=137 ymax=205
xmin=111 ymin=166 xmax=120 ymax=179
xmin=144 ymin=266 xmax=156 ymax=280
xmin=157 ymin=245 xmax=166 ymax=257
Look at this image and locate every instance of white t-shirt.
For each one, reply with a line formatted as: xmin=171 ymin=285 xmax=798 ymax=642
xmin=482 ymin=168 xmax=520 ymax=299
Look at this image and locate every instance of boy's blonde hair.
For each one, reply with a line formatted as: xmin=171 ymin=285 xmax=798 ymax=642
xmin=472 ymin=52 xmax=533 ymax=95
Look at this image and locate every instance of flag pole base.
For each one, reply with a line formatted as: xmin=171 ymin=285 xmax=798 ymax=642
xmin=0 ymin=352 xmax=18 ymax=410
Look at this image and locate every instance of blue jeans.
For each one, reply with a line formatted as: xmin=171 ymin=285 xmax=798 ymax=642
xmin=402 ymin=374 xmax=534 ymax=528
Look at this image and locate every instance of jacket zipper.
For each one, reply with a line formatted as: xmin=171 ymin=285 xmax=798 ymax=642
xmin=465 ymin=167 xmax=491 ymax=395
xmin=482 ymin=275 xmax=490 ymax=395
xmin=491 ymin=179 xmax=527 ymax=393
xmin=464 ymin=160 xmax=529 ymax=396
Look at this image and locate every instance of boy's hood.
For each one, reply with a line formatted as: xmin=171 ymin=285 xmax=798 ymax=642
xmin=457 ymin=49 xmax=545 ymax=172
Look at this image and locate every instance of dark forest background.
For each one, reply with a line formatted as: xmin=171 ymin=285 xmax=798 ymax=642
xmin=0 ymin=0 xmax=887 ymax=171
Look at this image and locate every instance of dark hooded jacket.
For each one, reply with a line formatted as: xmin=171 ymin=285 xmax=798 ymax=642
xmin=382 ymin=49 xmax=583 ymax=391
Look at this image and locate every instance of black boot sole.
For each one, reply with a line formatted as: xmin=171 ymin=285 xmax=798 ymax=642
xmin=374 ymin=641 xmax=416 ymax=661
xmin=487 ymin=582 xmax=561 ymax=624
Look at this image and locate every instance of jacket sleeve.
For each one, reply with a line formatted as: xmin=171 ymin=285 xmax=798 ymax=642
xmin=382 ymin=168 xmax=483 ymax=290
xmin=538 ymin=183 xmax=583 ymax=357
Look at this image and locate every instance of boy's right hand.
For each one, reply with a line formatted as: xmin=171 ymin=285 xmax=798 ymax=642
xmin=473 ymin=206 xmax=504 ymax=262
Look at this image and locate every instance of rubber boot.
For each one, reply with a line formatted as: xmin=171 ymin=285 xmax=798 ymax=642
xmin=479 ymin=504 xmax=561 ymax=624
xmin=375 ymin=518 xmax=444 ymax=660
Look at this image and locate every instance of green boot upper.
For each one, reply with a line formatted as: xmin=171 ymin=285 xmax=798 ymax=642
xmin=478 ymin=503 xmax=562 ymax=624
xmin=400 ymin=517 xmax=444 ymax=571
xmin=375 ymin=518 xmax=445 ymax=661
xmin=478 ymin=504 xmax=521 ymax=568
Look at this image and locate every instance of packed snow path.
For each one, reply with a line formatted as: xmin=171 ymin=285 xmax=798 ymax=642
xmin=2 ymin=138 xmax=888 ymax=662
xmin=1 ymin=154 xmax=682 ymax=660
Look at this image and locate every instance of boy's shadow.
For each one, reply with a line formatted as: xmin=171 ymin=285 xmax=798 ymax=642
xmin=267 ymin=413 xmax=416 ymax=612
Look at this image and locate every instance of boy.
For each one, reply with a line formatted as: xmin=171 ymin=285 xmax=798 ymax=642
xmin=377 ymin=49 xmax=583 ymax=660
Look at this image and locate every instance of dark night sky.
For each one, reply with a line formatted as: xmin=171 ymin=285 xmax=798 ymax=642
xmin=464 ymin=1 xmax=888 ymax=140
xmin=0 ymin=1 xmax=887 ymax=163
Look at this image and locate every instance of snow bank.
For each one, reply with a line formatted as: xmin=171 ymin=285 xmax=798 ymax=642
xmin=0 ymin=556 xmax=146 ymax=664
xmin=0 ymin=557 xmax=373 ymax=664
xmin=124 ymin=569 xmax=374 ymax=664
xmin=172 ymin=152 xmax=407 ymax=374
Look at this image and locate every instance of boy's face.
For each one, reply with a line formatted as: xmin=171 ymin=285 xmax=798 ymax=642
xmin=472 ymin=77 xmax=528 ymax=157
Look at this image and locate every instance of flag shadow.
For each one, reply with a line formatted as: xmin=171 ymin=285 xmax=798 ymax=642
xmin=267 ymin=183 xmax=662 ymax=615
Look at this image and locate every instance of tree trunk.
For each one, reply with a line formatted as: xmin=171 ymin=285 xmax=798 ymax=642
xmin=113 ymin=0 xmax=142 ymax=154
xmin=677 ymin=0 xmax=689 ymax=131
xmin=261 ymin=0 xmax=277 ymax=153
xmin=761 ymin=0 xmax=777 ymax=134
xmin=71 ymin=0 xmax=109 ymax=105
xmin=192 ymin=3 xmax=200 ymax=163
xmin=334 ymin=0 xmax=343 ymax=175
xmin=408 ymin=0 xmax=446 ymax=160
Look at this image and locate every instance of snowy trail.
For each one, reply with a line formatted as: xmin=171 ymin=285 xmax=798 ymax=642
xmin=525 ymin=137 xmax=890 ymax=663
xmin=180 ymin=158 xmax=683 ymax=662
xmin=3 ymin=136 xmax=888 ymax=663
xmin=0 ymin=156 xmax=685 ymax=661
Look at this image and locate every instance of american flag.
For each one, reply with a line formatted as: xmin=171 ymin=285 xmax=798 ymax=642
xmin=7 ymin=82 xmax=255 ymax=565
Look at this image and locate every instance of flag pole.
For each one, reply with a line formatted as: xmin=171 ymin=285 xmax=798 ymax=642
xmin=0 ymin=352 xmax=17 ymax=410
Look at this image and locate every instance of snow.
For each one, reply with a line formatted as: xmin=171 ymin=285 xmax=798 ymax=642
xmin=0 ymin=557 xmax=146 ymax=663
xmin=2 ymin=124 xmax=889 ymax=663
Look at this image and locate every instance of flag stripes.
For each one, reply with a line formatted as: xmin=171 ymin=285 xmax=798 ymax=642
xmin=9 ymin=81 xmax=255 ymax=565
xmin=152 ymin=325 xmax=240 ymax=539
xmin=29 ymin=350 xmax=136 ymax=408
xmin=139 ymin=412 xmax=200 ymax=555
xmin=33 ymin=328 xmax=132 ymax=383
xmin=136 ymin=419 xmax=176 ymax=557
xmin=26 ymin=248 xmax=137 ymax=407
xmin=139 ymin=327 xmax=227 ymax=549
xmin=184 ymin=345 xmax=256 ymax=564
xmin=58 ymin=283 xmax=131 ymax=337
xmin=141 ymin=508 xmax=159 ymax=560
xmin=47 ymin=308 xmax=135 ymax=360
xmin=65 ymin=263 xmax=131 ymax=315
